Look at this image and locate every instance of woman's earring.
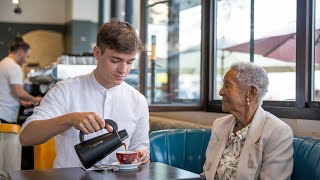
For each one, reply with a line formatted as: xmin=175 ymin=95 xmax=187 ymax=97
xmin=247 ymin=98 xmax=250 ymax=106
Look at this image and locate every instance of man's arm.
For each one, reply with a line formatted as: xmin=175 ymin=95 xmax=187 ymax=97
xmin=10 ymin=84 xmax=42 ymax=105
xmin=20 ymin=114 xmax=74 ymax=146
xmin=20 ymin=112 xmax=113 ymax=146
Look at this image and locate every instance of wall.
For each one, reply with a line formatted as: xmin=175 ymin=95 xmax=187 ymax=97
xmin=0 ymin=0 xmax=66 ymax=24
xmin=64 ymin=20 xmax=98 ymax=54
xmin=0 ymin=0 xmax=66 ymax=59
xmin=0 ymin=22 xmax=65 ymax=63
xmin=282 ymin=118 xmax=320 ymax=138
xmin=64 ymin=0 xmax=99 ymax=54
xmin=0 ymin=0 xmax=99 ymax=59
xmin=71 ymin=0 xmax=99 ymax=22
xmin=23 ymin=30 xmax=64 ymax=67
xmin=150 ymin=111 xmax=320 ymax=139
xmin=0 ymin=0 xmax=98 ymax=24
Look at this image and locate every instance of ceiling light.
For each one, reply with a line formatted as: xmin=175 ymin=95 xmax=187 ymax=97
xmin=12 ymin=0 xmax=19 ymax=4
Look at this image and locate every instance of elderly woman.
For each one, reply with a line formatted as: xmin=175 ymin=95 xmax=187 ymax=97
xmin=203 ymin=62 xmax=293 ymax=180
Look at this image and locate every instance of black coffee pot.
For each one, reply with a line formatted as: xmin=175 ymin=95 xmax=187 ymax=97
xmin=74 ymin=119 xmax=128 ymax=169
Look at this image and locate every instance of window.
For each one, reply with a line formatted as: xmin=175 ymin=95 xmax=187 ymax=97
xmin=314 ymin=0 xmax=320 ymax=101
xmin=143 ymin=0 xmax=202 ymax=105
xmin=208 ymin=0 xmax=320 ymax=119
xmin=138 ymin=0 xmax=320 ymax=118
xmin=215 ymin=0 xmax=297 ymax=101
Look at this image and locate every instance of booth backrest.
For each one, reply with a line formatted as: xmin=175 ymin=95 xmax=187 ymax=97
xmin=150 ymin=129 xmax=320 ymax=180
xmin=149 ymin=129 xmax=211 ymax=174
xmin=292 ymin=137 xmax=320 ymax=180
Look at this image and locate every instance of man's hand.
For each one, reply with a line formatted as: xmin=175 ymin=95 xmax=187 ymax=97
xmin=67 ymin=112 xmax=113 ymax=134
xmin=136 ymin=149 xmax=150 ymax=164
xmin=32 ymin=96 xmax=42 ymax=106
xmin=19 ymin=96 xmax=42 ymax=107
xmin=20 ymin=100 xmax=33 ymax=107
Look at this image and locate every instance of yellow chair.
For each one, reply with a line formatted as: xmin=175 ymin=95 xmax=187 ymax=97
xmin=34 ymin=138 xmax=56 ymax=169
xmin=0 ymin=123 xmax=21 ymax=177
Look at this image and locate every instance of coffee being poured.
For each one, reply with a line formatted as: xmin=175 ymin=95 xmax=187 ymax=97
xmin=74 ymin=119 xmax=128 ymax=169
xmin=122 ymin=143 xmax=127 ymax=152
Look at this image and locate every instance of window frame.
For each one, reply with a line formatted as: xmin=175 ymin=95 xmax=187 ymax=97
xmin=139 ymin=0 xmax=320 ymax=119
xmin=206 ymin=0 xmax=320 ymax=120
xmin=139 ymin=0 xmax=208 ymax=110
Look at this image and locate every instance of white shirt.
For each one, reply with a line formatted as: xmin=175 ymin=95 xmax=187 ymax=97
xmin=22 ymin=71 xmax=150 ymax=168
xmin=0 ymin=57 xmax=23 ymax=122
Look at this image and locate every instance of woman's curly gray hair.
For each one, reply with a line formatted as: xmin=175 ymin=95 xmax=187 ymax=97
xmin=230 ymin=62 xmax=269 ymax=105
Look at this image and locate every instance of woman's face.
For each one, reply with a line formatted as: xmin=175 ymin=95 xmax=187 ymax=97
xmin=219 ymin=69 xmax=248 ymax=113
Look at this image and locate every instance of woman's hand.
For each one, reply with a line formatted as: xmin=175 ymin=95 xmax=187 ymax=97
xmin=135 ymin=149 xmax=150 ymax=163
xmin=20 ymin=100 xmax=33 ymax=107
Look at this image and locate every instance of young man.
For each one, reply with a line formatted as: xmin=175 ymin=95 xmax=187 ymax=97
xmin=20 ymin=19 xmax=150 ymax=168
xmin=0 ymin=37 xmax=42 ymax=124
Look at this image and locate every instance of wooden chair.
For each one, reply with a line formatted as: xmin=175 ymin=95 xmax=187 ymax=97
xmin=0 ymin=123 xmax=21 ymax=178
xmin=34 ymin=138 xmax=56 ymax=169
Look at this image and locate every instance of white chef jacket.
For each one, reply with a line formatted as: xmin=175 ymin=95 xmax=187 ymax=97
xmin=0 ymin=57 xmax=23 ymax=122
xmin=22 ymin=71 xmax=150 ymax=168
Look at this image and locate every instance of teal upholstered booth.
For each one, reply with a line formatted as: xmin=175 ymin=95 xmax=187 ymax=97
xmin=149 ymin=129 xmax=211 ymax=174
xmin=150 ymin=129 xmax=320 ymax=180
xmin=292 ymin=137 xmax=320 ymax=180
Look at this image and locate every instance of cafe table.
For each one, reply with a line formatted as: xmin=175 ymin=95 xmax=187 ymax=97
xmin=9 ymin=162 xmax=205 ymax=180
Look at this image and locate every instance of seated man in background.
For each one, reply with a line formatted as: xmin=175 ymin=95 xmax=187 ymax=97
xmin=20 ymin=19 xmax=150 ymax=168
xmin=0 ymin=37 xmax=42 ymax=124
xmin=203 ymin=62 xmax=293 ymax=180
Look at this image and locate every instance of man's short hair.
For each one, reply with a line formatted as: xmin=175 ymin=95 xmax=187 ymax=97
xmin=96 ymin=18 xmax=143 ymax=54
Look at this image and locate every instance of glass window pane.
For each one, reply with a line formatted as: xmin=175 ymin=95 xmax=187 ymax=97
xmin=314 ymin=0 xmax=320 ymax=101
xmin=146 ymin=0 xmax=202 ymax=104
xmin=215 ymin=0 xmax=296 ymax=101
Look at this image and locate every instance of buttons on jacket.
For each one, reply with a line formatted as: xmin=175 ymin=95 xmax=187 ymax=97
xmin=248 ymin=160 xmax=254 ymax=168
xmin=248 ymin=154 xmax=254 ymax=168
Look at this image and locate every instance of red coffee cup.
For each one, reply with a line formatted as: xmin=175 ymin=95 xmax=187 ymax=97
xmin=116 ymin=151 xmax=138 ymax=164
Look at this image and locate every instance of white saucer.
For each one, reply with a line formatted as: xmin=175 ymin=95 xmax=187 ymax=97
xmin=111 ymin=161 xmax=142 ymax=170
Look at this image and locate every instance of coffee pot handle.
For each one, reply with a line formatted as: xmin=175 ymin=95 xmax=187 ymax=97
xmin=79 ymin=119 xmax=118 ymax=142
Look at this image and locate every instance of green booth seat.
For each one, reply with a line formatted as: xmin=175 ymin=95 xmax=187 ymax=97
xmin=150 ymin=129 xmax=320 ymax=180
